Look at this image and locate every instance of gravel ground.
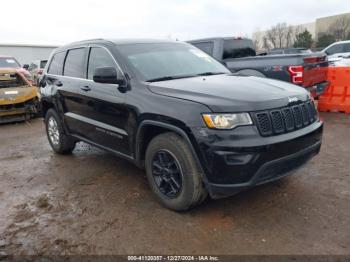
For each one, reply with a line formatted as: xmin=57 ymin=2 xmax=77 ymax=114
xmin=0 ymin=113 xmax=349 ymax=255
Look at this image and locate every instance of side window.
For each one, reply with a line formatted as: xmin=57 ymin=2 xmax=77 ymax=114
xmin=87 ymin=47 xmax=117 ymax=80
xmin=223 ymin=39 xmax=256 ymax=59
xmin=63 ymin=48 xmax=86 ymax=78
xmin=48 ymin=52 xmax=66 ymax=75
xmin=192 ymin=42 xmax=214 ymax=55
xmin=343 ymin=43 xmax=350 ymax=53
xmin=326 ymin=44 xmax=343 ymax=55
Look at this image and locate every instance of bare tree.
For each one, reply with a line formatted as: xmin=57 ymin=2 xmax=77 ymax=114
xmin=329 ymin=16 xmax=350 ymax=41
xmin=275 ymin=23 xmax=288 ymax=48
xmin=286 ymin=25 xmax=294 ymax=47
xmin=253 ymin=39 xmax=260 ymax=51
xmin=262 ymin=36 xmax=270 ymax=51
xmin=266 ymin=27 xmax=278 ymax=48
xmin=266 ymin=23 xmax=291 ymax=48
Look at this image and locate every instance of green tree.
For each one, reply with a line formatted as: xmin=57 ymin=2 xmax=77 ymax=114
xmin=347 ymin=31 xmax=350 ymax=40
xmin=316 ymin=34 xmax=336 ymax=48
xmin=293 ymin=30 xmax=313 ymax=48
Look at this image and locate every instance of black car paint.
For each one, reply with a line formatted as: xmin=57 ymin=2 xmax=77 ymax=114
xmin=148 ymin=74 xmax=310 ymax=112
xmin=41 ymin=39 xmax=323 ymax=198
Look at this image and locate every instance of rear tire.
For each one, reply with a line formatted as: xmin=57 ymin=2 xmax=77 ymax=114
xmin=145 ymin=132 xmax=207 ymax=211
xmin=45 ymin=108 xmax=75 ymax=154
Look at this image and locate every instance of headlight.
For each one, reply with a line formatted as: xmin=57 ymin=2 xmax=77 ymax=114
xmin=202 ymin=113 xmax=253 ymax=129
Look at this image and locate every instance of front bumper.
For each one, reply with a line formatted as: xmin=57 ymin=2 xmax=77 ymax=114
xmin=207 ymin=141 xmax=320 ymax=198
xmin=0 ymin=99 xmax=38 ymax=123
xmin=192 ymin=121 xmax=323 ymax=198
xmin=0 ymin=108 xmax=26 ymax=123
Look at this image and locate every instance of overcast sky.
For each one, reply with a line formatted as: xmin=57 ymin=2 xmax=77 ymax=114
xmin=1 ymin=0 xmax=349 ymax=45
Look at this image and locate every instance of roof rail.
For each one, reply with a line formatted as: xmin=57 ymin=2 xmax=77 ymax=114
xmin=67 ymin=38 xmax=105 ymax=45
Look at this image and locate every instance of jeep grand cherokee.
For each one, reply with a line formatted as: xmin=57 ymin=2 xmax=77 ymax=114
xmin=40 ymin=39 xmax=323 ymax=211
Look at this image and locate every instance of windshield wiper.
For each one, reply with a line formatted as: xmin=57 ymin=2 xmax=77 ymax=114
xmin=146 ymin=75 xmax=194 ymax=82
xmin=146 ymin=72 xmax=227 ymax=82
xmin=195 ymin=72 xmax=227 ymax=76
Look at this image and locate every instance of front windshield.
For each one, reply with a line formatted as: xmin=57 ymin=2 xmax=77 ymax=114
xmin=0 ymin=73 xmax=27 ymax=88
xmin=117 ymin=42 xmax=230 ymax=81
xmin=0 ymin=58 xmax=20 ymax=68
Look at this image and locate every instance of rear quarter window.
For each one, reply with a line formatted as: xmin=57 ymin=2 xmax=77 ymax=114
xmin=48 ymin=52 xmax=66 ymax=75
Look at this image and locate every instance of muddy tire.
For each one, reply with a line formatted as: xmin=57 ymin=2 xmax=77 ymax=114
xmin=45 ymin=108 xmax=75 ymax=154
xmin=145 ymin=132 xmax=207 ymax=211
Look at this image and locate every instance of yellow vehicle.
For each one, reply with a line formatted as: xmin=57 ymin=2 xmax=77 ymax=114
xmin=0 ymin=69 xmax=40 ymax=123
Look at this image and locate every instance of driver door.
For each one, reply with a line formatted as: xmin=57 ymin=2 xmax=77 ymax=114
xmin=77 ymin=46 xmax=130 ymax=155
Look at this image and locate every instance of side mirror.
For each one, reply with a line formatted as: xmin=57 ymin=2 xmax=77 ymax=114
xmin=93 ymin=67 xmax=125 ymax=86
xmin=23 ymin=64 xmax=29 ymax=70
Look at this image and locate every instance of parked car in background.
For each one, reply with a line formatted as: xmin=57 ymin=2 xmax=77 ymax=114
xmin=322 ymin=40 xmax=350 ymax=61
xmin=188 ymin=37 xmax=329 ymax=97
xmin=0 ymin=55 xmax=33 ymax=84
xmin=40 ymin=39 xmax=323 ymax=211
xmin=329 ymin=57 xmax=350 ymax=67
xmin=0 ymin=69 xmax=40 ymax=123
xmin=260 ymin=48 xmax=312 ymax=56
xmin=28 ymin=60 xmax=48 ymax=86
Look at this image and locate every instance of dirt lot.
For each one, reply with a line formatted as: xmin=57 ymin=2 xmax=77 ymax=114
xmin=0 ymin=113 xmax=349 ymax=255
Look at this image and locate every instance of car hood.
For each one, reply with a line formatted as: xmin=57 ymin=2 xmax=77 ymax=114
xmin=0 ymin=86 xmax=38 ymax=105
xmin=147 ymin=74 xmax=310 ymax=112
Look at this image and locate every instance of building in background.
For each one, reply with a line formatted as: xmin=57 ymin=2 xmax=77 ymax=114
xmin=253 ymin=12 xmax=350 ymax=52
xmin=0 ymin=44 xmax=58 ymax=66
xmin=315 ymin=13 xmax=350 ymax=39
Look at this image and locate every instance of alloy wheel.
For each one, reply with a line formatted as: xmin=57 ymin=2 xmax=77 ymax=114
xmin=151 ymin=150 xmax=183 ymax=198
xmin=47 ymin=117 xmax=60 ymax=145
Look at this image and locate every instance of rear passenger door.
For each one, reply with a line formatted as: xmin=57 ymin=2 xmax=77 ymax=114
xmin=58 ymin=47 xmax=90 ymax=136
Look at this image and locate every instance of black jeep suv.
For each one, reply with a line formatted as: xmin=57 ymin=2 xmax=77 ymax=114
xmin=40 ymin=39 xmax=323 ymax=211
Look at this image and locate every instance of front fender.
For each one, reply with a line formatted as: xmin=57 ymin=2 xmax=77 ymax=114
xmin=135 ymin=120 xmax=209 ymax=184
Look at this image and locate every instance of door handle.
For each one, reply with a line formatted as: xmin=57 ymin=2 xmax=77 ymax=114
xmin=81 ymin=86 xmax=91 ymax=92
xmin=56 ymin=81 xmax=63 ymax=87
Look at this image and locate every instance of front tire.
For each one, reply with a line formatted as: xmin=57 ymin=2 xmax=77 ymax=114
xmin=45 ymin=109 xmax=76 ymax=154
xmin=145 ymin=132 xmax=207 ymax=211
